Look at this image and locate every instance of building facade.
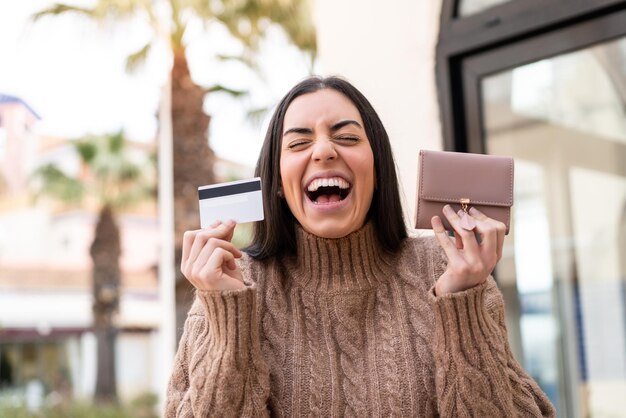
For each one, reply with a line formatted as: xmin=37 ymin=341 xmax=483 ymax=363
xmin=0 ymin=97 xmax=162 ymax=406
xmin=0 ymin=94 xmax=39 ymax=196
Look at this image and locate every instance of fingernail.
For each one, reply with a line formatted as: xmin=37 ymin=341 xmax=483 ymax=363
xmin=210 ymin=220 xmax=221 ymax=228
xmin=443 ymin=204 xmax=452 ymax=214
xmin=226 ymin=219 xmax=236 ymax=227
xmin=431 ymin=216 xmax=443 ymax=230
xmin=469 ymin=207 xmax=481 ymax=216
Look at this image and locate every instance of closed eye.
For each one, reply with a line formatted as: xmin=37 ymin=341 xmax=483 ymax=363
xmin=335 ymin=136 xmax=360 ymax=143
xmin=287 ymin=140 xmax=311 ymax=149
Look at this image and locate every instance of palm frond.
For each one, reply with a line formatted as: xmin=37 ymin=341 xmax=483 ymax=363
xmin=277 ymin=1 xmax=317 ymax=55
xmin=32 ymin=3 xmax=97 ymax=21
xmin=33 ymin=0 xmax=147 ymax=24
xmin=33 ymin=131 xmax=156 ymax=211
xmin=119 ymin=161 xmax=142 ymax=182
xmin=74 ymin=139 xmax=98 ymax=164
xmin=212 ymin=0 xmax=316 ymax=56
xmin=108 ymin=182 xmax=153 ymax=209
xmin=219 ymin=17 xmax=263 ymax=49
xmin=205 ymin=84 xmax=248 ymax=98
xmin=108 ymin=131 xmax=125 ymax=153
xmin=31 ymin=164 xmax=85 ymax=203
xmin=216 ymin=53 xmax=257 ymax=70
xmin=126 ymin=42 xmax=152 ymax=72
xmin=246 ymin=105 xmax=271 ymax=126
xmin=182 ymin=0 xmax=216 ymax=20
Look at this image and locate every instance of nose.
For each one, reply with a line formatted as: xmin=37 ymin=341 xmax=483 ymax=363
xmin=311 ymin=138 xmax=337 ymax=162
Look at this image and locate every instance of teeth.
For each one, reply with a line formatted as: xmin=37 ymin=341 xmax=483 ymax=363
xmin=307 ymin=177 xmax=350 ymax=192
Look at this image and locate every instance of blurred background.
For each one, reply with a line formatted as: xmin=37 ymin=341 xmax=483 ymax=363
xmin=0 ymin=0 xmax=625 ymax=417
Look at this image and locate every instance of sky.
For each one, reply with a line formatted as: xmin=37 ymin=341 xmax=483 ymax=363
xmin=0 ymin=0 xmax=313 ymax=167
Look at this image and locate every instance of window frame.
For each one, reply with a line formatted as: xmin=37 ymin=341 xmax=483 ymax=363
xmin=437 ymin=0 xmax=626 ymax=152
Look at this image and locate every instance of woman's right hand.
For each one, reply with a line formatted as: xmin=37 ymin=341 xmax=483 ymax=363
xmin=181 ymin=220 xmax=246 ymax=291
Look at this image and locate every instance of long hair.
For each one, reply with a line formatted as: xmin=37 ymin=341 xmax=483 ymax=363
xmin=245 ymin=76 xmax=407 ymax=259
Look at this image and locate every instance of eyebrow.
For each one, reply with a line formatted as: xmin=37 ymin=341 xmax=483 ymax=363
xmin=331 ymin=119 xmax=362 ymax=131
xmin=283 ymin=127 xmax=312 ymax=136
xmin=282 ymin=119 xmax=363 ymax=137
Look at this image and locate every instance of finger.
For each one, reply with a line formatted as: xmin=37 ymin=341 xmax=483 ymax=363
xmin=225 ymin=257 xmax=237 ymax=271
xmin=204 ymin=248 xmax=238 ymax=281
xmin=496 ymin=224 xmax=505 ymax=261
xmin=470 ymin=207 xmax=506 ymax=261
xmin=190 ymin=238 xmax=240 ymax=281
xmin=454 ymin=232 xmax=463 ymax=249
xmin=190 ymin=240 xmax=239 ymax=285
xmin=442 ymin=205 xmax=480 ymax=256
xmin=196 ymin=248 xmax=243 ymax=290
xmin=187 ymin=220 xmax=223 ymax=267
xmin=186 ymin=232 xmax=209 ymax=269
xmin=223 ymin=219 xmax=237 ymax=242
xmin=467 ymin=207 xmax=488 ymax=222
xmin=187 ymin=222 xmax=237 ymax=265
xmin=472 ymin=217 xmax=498 ymax=266
xmin=222 ymin=256 xmax=243 ymax=281
xmin=212 ymin=220 xmax=236 ymax=241
xmin=206 ymin=220 xmax=237 ymax=242
xmin=431 ymin=216 xmax=465 ymax=265
xmin=457 ymin=208 xmax=482 ymax=249
xmin=181 ymin=229 xmax=200 ymax=266
xmin=194 ymin=237 xmax=242 ymax=272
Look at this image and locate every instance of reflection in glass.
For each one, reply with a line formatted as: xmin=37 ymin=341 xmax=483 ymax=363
xmin=458 ymin=0 xmax=511 ymax=16
xmin=482 ymin=37 xmax=626 ymax=417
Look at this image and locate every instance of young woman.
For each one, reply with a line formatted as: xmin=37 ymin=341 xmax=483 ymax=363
xmin=165 ymin=76 xmax=555 ymax=417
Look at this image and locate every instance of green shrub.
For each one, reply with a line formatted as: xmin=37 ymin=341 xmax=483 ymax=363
xmin=0 ymin=392 xmax=158 ymax=418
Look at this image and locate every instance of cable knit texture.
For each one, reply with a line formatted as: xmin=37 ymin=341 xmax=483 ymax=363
xmin=165 ymin=223 xmax=555 ymax=417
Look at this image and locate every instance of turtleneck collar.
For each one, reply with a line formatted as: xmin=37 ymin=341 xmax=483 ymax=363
xmin=283 ymin=222 xmax=395 ymax=293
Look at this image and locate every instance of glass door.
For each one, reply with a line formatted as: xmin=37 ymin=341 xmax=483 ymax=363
xmin=481 ymin=37 xmax=626 ymax=417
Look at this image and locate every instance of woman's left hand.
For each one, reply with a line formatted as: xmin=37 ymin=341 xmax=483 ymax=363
xmin=431 ymin=205 xmax=506 ymax=295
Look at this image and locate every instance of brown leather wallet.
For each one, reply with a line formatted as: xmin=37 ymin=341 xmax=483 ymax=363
xmin=414 ymin=150 xmax=514 ymax=234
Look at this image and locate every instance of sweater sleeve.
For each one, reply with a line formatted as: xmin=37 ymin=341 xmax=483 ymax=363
xmin=164 ymin=287 xmax=270 ymax=417
xmin=426 ymin=242 xmax=556 ymax=417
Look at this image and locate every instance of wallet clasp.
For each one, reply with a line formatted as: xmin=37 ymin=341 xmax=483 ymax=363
xmin=460 ymin=197 xmax=470 ymax=213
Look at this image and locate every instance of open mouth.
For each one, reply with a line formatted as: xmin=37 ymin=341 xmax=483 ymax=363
xmin=305 ymin=176 xmax=352 ymax=204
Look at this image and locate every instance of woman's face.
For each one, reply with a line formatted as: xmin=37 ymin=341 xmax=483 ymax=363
xmin=280 ymin=89 xmax=375 ymax=238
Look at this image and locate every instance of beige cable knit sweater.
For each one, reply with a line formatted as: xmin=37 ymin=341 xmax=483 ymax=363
xmin=165 ymin=223 xmax=555 ymax=417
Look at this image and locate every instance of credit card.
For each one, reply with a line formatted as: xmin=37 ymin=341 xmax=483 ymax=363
xmin=198 ymin=177 xmax=264 ymax=228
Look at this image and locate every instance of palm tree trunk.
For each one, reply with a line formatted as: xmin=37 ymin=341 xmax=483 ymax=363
xmin=171 ymin=49 xmax=215 ymax=341
xmin=171 ymin=49 xmax=215 ymax=239
xmin=90 ymin=205 xmax=121 ymax=404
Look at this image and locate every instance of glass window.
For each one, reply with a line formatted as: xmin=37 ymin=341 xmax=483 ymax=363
xmin=458 ymin=0 xmax=511 ymax=16
xmin=482 ymin=36 xmax=626 ymax=417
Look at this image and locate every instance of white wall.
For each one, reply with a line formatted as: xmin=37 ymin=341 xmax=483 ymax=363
xmin=116 ymin=332 xmax=159 ymax=401
xmin=314 ymin=0 xmax=444 ymax=226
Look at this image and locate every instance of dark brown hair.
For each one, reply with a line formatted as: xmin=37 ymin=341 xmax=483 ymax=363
xmin=245 ymin=76 xmax=407 ymax=259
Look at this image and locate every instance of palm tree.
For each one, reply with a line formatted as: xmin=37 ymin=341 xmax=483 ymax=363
xmin=33 ymin=0 xmax=316 ymax=338
xmin=32 ymin=131 xmax=154 ymax=403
